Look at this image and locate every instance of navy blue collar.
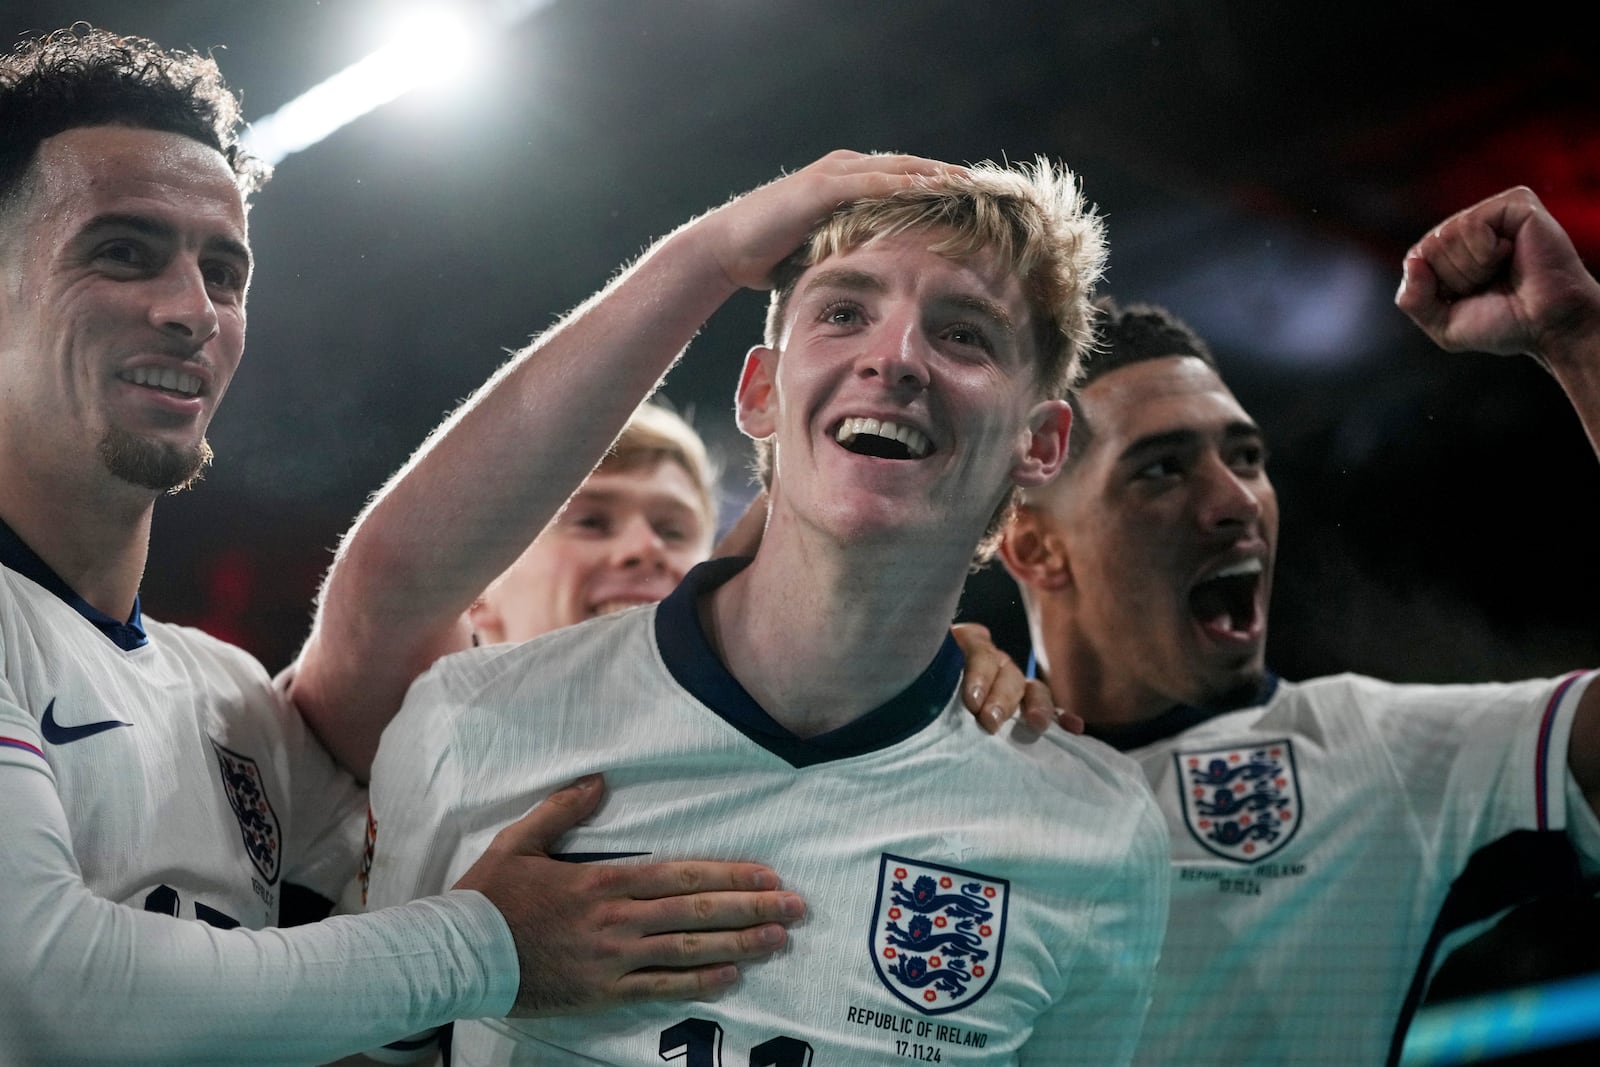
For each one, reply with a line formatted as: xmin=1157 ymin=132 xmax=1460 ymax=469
xmin=0 ymin=515 xmax=148 ymax=651
xmin=1025 ymin=647 xmax=1278 ymax=751
xmin=656 ymin=557 xmax=963 ymax=768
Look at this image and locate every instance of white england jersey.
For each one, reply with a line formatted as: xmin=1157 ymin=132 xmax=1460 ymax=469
xmin=1100 ymin=669 xmax=1600 ymax=1067
xmin=367 ymin=558 xmax=1172 ymax=1066
xmin=0 ymin=521 xmax=362 ymax=930
xmin=0 ymin=518 xmax=520 ymax=1064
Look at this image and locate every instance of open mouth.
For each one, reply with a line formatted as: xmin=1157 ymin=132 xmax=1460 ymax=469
xmin=834 ymin=417 xmax=932 ymax=460
xmin=121 ymin=367 xmax=202 ymax=398
xmin=1188 ymin=559 xmax=1262 ymax=638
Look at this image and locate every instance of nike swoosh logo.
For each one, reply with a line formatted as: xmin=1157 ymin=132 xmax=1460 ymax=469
xmin=551 ymin=851 xmax=653 ymax=863
xmin=40 ymin=699 xmax=132 ymax=745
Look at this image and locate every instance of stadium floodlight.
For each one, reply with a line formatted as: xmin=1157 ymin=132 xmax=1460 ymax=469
xmin=243 ymin=4 xmax=539 ymax=168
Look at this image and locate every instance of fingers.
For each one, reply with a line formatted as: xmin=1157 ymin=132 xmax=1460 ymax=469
xmin=1055 ymin=702 xmax=1087 ymax=736
xmin=612 ymin=962 xmax=743 ymax=1003
xmin=804 ymin=149 xmax=961 ymax=186
xmin=953 ymin=621 xmax=1056 ymax=734
xmin=492 ymin=855 xmax=804 ymax=1016
xmin=951 ymin=623 xmax=1008 ymax=733
xmin=706 ymin=150 xmax=967 ymax=293
xmin=491 ymin=773 xmax=606 ymax=854
xmin=1394 ymin=186 xmax=1596 ymax=360
xmin=599 ymin=858 xmax=791 ymax=901
xmin=1406 ymin=212 xmax=1516 ymax=304
xmin=608 ymin=878 xmax=807 ymax=936
xmin=792 ymin=153 xmax=964 ymax=240
xmin=1394 ymin=251 xmax=1452 ymax=344
xmin=1022 ymin=678 xmax=1072 ymax=734
xmin=603 ymin=914 xmax=801 ymax=1004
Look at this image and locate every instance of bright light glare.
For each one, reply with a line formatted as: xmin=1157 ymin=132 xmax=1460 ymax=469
xmin=243 ymin=7 xmax=493 ymax=167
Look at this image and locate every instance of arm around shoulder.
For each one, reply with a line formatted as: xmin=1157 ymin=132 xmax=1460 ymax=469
xmin=292 ymin=151 xmax=954 ymax=781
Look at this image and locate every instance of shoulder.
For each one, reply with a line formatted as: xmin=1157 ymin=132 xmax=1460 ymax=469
xmin=986 ymin=723 xmax=1173 ymax=888
xmin=982 ymin=718 xmax=1166 ymax=835
xmin=422 ymin=606 xmax=656 ymax=700
xmin=145 ymin=616 xmax=279 ymax=692
xmin=1284 ymin=671 xmax=1586 ymax=719
xmin=1008 ymin=719 xmax=1150 ymax=787
xmin=383 ymin=607 xmax=658 ymax=754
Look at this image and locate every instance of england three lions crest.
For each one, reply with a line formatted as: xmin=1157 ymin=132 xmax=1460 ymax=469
xmin=1175 ymin=739 xmax=1301 ymax=863
xmin=869 ymin=854 xmax=1007 ymax=1015
xmin=211 ymin=740 xmax=282 ymax=884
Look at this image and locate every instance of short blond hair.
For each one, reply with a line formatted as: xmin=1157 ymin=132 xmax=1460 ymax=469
xmin=765 ymin=155 xmax=1105 ymax=397
xmin=601 ymin=399 xmax=718 ymax=532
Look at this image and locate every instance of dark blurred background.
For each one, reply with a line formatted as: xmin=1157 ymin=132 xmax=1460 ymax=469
xmin=9 ymin=0 xmax=1596 ymax=682
xmin=8 ymin=0 xmax=1599 ymax=1053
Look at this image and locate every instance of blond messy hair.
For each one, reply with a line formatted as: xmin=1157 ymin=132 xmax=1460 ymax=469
xmin=764 ymin=155 xmax=1106 ymax=398
xmin=601 ymin=399 xmax=719 ymax=533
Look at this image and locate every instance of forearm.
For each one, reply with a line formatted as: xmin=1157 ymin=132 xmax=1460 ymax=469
xmin=1 ymin=766 xmax=517 ymax=1065
xmin=294 ymin=223 xmax=740 ymax=777
xmin=1542 ymin=309 xmax=1600 ymax=467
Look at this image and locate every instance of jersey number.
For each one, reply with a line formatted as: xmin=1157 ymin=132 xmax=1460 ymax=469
xmin=660 ymin=1017 xmax=814 ymax=1066
xmin=144 ymin=884 xmax=242 ymax=929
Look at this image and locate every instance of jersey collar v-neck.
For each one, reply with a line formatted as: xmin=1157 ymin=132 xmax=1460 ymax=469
xmin=0 ymin=514 xmax=149 ymax=651
xmin=655 ymin=557 xmax=962 ymax=768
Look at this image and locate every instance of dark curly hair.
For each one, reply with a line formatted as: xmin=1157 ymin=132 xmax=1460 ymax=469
xmin=0 ymin=23 xmax=268 ymax=216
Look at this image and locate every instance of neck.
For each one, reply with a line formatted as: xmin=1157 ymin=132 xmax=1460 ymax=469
xmin=1030 ymin=598 xmax=1167 ymax=730
xmin=704 ymin=514 xmax=970 ymax=738
xmin=0 ymin=476 xmax=154 ymax=622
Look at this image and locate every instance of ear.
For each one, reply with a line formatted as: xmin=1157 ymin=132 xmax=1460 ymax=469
xmin=1009 ymin=399 xmax=1072 ymax=489
xmin=996 ymin=504 xmax=1073 ymax=593
xmin=734 ymin=345 xmax=779 ymax=440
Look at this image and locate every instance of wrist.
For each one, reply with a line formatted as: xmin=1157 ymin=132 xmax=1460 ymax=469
xmin=1536 ymin=294 xmax=1600 ymax=376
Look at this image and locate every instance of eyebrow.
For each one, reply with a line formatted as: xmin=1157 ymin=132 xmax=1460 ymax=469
xmin=80 ymin=212 xmax=253 ymax=272
xmin=798 ymin=267 xmax=1017 ymax=338
xmin=798 ymin=267 xmax=885 ymax=300
xmin=1118 ymin=420 xmax=1263 ymax=463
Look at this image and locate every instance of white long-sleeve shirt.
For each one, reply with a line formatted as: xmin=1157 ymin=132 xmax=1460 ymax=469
xmin=0 ymin=519 xmax=517 ymax=1065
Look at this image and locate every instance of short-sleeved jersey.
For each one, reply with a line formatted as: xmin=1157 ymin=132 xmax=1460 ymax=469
xmin=1104 ymin=669 xmax=1600 ymax=1066
xmin=367 ymin=558 xmax=1172 ymax=1066
xmin=0 ymin=518 xmax=364 ymax=929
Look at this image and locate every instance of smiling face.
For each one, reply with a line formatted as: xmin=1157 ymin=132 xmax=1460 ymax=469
xmin=0 ymin=125 xmax=250 ymax=496
xmin=1030 ymin=355 xmax=1278 ymax=718
xmin=469 ymin=458 xmax=715 ymax=645
xmin=736 ymin=229 xmax=1069 ymax=556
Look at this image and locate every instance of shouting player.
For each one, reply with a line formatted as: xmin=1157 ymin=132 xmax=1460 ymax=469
xmin=996 ymin=187 xmax=1600 ymax=1065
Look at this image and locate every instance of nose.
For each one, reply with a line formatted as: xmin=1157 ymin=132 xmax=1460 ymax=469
xmin=1196 ymin=455 xmax=1264 ymax=531
xmin=148 ymin=260 xmax=220 ymax=346
xmin=858 ymin=316 xmax=931 ymax=393
xmin=611 ymin=514 xmax=670 ymax=572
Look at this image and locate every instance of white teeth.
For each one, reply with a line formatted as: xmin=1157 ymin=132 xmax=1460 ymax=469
xmin=1211 ymin=559 xmax=1263 ymax=579
xmin=833 ymin=417 xmax=931 ymax=458
xmin=125 ymin=367 xmax=201 ymax=396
